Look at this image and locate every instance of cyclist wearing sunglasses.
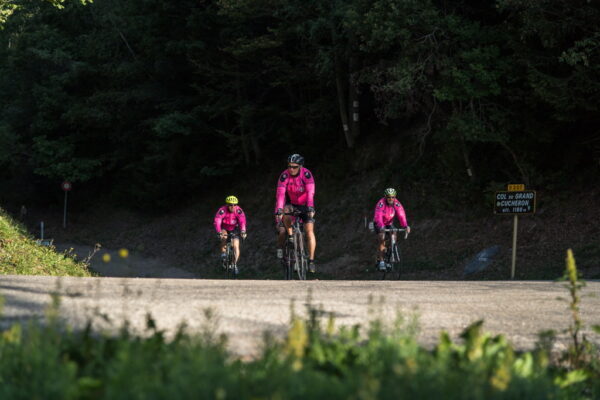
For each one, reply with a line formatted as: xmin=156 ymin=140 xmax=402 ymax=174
xmin=274 ymin=154 xmax=317 ymax=273
xmin=373 ymin=188 xmax=410 ymax=271
xmin=214 ymin=195 xmax=247 ymax=274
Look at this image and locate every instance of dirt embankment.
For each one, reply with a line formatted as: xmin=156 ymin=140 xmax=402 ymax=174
xmin=16 ymin=171 xmax=600 ymax=281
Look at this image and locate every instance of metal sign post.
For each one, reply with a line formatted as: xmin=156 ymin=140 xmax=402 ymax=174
xmin=35 ymin=221 xmax=53 ymax=246
xmin=61 ymin=181 xmax=72 ymax=228
xmin=511 ymin=215 xmax=518 ymax=279
xmin=494 ymin=184 xmax=536 ymax=279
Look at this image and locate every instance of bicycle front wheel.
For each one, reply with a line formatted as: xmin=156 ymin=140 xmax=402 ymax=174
xmin=381 ymin=237 xmax=393 ymax=280
xmin=226 ymin=244 xmax=235 ymax=279
xmin=393 ymin=244 xmax=402 ymax=280
xmin=382 ymin=244 xmax=401 ymax=280
xmin=294 ymin=230 xmax=307 ymax=280
xmin=283 ymin=242 xmax=293 ymax=280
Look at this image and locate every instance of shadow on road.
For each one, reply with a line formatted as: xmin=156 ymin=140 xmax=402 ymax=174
xmin=54 ymin=243 xmax=199 ymax=279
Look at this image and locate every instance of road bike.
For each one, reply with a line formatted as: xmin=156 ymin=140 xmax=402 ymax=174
xmin=380 ymin=227 xmax=408 ymax=280
xmin=221 ymin=232 xmax=240 ymax=278
xmin=282 ymin=210 xmax=308 ymax=280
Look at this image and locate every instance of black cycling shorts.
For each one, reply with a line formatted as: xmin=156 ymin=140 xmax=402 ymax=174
xmin=287 ymin=204 xmax=315 ymax=224
xmin=224 ymin=227 xmax=241 ymax=239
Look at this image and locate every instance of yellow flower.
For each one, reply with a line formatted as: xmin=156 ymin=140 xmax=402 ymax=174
xmin=102 ymin=253 xmax=111 ymax=263
xmin=118 ymin=248 xmax=129 ymax=259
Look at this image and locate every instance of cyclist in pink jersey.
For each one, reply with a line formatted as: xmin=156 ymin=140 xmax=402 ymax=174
xmin=274 ymin=153 xmax=317 ymax=273
xmin=214 ymin=195 xmax=247 ymax=275
xmin=373 ymin=188 xmax=411 ymax=271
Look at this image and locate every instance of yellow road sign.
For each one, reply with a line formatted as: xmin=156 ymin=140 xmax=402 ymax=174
xmin=507 ymin=184 xmax=525 ymax=191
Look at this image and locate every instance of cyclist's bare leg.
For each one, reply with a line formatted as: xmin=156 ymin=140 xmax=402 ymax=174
xmin=304 ymin=222 xmax=316 ymax=260
xmin=219 ymin=229 xmax=228 ymax=254
xmin=377 ymin=232 xmax=386 ymax=260
xmin=232 ymin=238 xmax=240 ymax=263
xmin=277 ymin=226 xmax=287 ymax=248
xmin=283 ymin=205 xmax=294 ymax=236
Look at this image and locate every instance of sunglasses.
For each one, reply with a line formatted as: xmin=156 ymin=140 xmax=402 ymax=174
xmin=386 ymin=196 xmax=396 ymax=199
xmin=287 ymin=165 xmax=300 ymax=169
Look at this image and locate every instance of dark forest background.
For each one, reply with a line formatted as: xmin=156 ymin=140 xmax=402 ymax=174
xmin=0 ymin=0 xmax=598 ymax=211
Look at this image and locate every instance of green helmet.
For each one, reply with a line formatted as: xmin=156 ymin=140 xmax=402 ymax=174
xmin=225 ymin=195 xmax=239 ymax=205
xmin=384 ymin=188 xmax=397 ymax=197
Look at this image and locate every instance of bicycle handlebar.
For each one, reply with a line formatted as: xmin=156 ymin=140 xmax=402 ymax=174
xmin=381 ymin=227 xmax=409 ymax=239
xmin=283 ymin=210 xmax=303 ymax=216
xmin=219 ymin=232 xmax=245 ymax=241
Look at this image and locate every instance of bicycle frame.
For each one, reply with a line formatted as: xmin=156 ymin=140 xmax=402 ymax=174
xmin=223 ymin=233 xmax=240 ymax=279
xmin=380 ymin=227 xmax=407 ymax=280
xmin=282 ymin=210 xmax=308 ymax=280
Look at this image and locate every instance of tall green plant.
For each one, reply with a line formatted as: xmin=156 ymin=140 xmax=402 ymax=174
xmin=561 ymin=249 xmax=600 ymax=380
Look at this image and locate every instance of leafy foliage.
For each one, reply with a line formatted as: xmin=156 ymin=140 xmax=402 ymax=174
xmin=0 ymin=0 xmax=598 ymax=207
xmin=0 ymin=296 xmax=598 ymax=398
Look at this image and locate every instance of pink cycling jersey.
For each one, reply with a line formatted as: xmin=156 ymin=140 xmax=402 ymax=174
xmin=214 ymin=205 xmax=247 ymax=233
xmin=274 ymin=167 xmax=315 ymax=212
xmin=373 ymin=197 xmax=408 ymax=229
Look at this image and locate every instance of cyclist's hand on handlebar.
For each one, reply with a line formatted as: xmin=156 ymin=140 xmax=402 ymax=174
xmin=241 ymin=231 xmax=247 ymax=239
xmin=275 ymin=208 xmax=283 ymax=221
xmin=406 ymin=226 xmax=411 ymax=234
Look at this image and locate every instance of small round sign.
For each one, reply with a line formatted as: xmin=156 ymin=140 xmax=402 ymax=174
xmin=61 ymin=181 xmax=72 ymax=191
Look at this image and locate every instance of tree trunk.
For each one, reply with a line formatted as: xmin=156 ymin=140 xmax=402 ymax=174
xmin=460 ymin=135 xmax=475 ymax=182
xmin=236 ymin=65 xmax=250 ymax=166
xmin=348 ymin=55 xmax=360 ymax=143
xmin=251 ymin=134 xmax=261 ymax=165
xmin=500 ymin=141 xmax=530 ymax=186
xmin=239 ymin=128 xmax=251 ymax=166
xmin=335 ymin=57 xmax=354 ymax=149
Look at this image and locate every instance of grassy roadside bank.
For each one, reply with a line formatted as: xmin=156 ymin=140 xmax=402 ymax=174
xmin=0 ymin=208 xmax=91 ymax=277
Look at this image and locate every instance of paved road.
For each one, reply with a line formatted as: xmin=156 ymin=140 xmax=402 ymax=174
xmin=1 ymin=275 xmax=599 ymax=357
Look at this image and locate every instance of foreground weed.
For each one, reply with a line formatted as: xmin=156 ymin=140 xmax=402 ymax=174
xmin=556 ymin=249 xmax=600 ymax=396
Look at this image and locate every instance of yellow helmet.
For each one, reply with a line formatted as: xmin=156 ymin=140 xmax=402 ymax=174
xmin=225 ymin=195 xmax=238 ymax=205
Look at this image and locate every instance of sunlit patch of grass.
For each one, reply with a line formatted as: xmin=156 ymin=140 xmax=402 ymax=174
xmin=0 ymin=208 xmax=91 ymax=276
